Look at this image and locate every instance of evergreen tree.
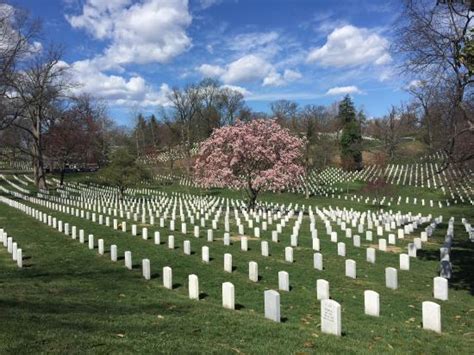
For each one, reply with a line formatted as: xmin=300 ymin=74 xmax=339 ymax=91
xmin=339 ymin=95 xmax=363 ymax=170
xmin=100 ymin=148 xmax=151 ymax=200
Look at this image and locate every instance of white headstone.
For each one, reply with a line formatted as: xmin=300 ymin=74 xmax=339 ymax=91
xmin=224 ymin=253 xmax=232 ymax=273
xmin=184 ymin=240 xmax=191 ymax=255
xmin=163 ymin=266 xmax=172 ymax=289
xmin=316 ymin=279 xmax=329 ymax=300
xmin=111 ymin=245 xmax=117 ymax=261
xmin=353 ymin=235 xmax=360 ymax=247
xmin=261 ymin=241 xmax=269 ymax=256
xmin=98 ymin=239 xmax=104 ymax=255
xmin=312 ymin=237 xmax=320 ymax=251
xmin=345 ymin=259 xmax=356 ymax=279
xmin=366 ymin=231 xmax=373 ymax=241
xmin=433 ymin=277 xmax=448 ymax=301
xmin=125 ymin=251 xmax=132 ymax=270
xmin=249 ymin=261 xmax=258 ymax=282
xmin=367 ymin=248 xmax=376 ymax=264
xmin=222 ymin=282 xmax=235 ymax=310
xmin=399 ymin=253 xmax=410 ymax=270
xmin=408 ymin=243 xmax=417 ymax=257
xmin=335 ymin=241 xmax=345 ymax=257
xmin=88 ymin=234 xmax=94 ymax=250
xmin=142 ymin=259 xmax=151 ymax=280
xmin=388 ymin=234 xmax=396 ymax=245
xmin=202 ymin=246 xmax=209 ymax=263
xmin=264 ymin=290 xmax=280 ymax=322
xmin=422 ymin=301 xmax=441 ymax=333
xmin=188 ymin=274 xmax=199 ymax=300
xmin=364 ymin=290 xmax=380 ymax=317
xmin=12 ymin=242 xmax=17 ymax=260
xmin=321 ymin=299 xmax=341 ymax=336
xmin=241 ymin=236 xmax=248 ymax=251
xmin=285 ymin=247 xmax=293 ymax=263
xmin=385 ymin=267 xmax=398 ymax=289
xmin=16 ymin=248 xmax=22 ymax=268
xmin=278 ymin=271 xmax=289 ymax=291
xmin=314 ymin=252 xmax=323 ymax=271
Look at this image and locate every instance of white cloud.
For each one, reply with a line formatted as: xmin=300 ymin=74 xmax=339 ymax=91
xmin=262 ymin=68 xmax=303 ymax=87
xmin=326 ymin=85 xmax=362 ymax=96
xmin=283 ymin=69 xmax=302 ymax=81
xmin=228 ymin=31 xmax=280 ymax=56
xmin=68 ymin=59 xmax=171 ymax=107
xmin=220 ymin=84 xmax=252 ymax=96
xmin=198 ymin=55 xmax=302 ymax=87
xmin=221 ymin=55 xmax=273 ymax=84
xmin=199 ymin=0 xmax=221 ymax=9
xmin=262 ymin=71 xmax=284 ymax=87
xmin=197 ymin=63 xmax=225 ymax=78
xmin=66 ymin=0 xmax=192 ymax=66
xmin=307 ymin=25 xmax=391 ymax=68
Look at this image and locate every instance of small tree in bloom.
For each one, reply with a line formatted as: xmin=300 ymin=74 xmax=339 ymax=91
xmin=194 ymin=119 xmax=305 ymax=209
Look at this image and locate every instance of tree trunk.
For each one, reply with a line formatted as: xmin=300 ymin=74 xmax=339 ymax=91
xmin=31 ymin=118 xmax=47 ymax=190
xmin=60 ymin=166 xmax=66 ymax=186
xmin=246 ymin=180 xmax=258 ymax=211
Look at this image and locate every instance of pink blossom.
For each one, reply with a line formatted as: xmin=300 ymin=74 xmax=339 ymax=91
xmin=194 ymin=119 xmax=305 ymax=205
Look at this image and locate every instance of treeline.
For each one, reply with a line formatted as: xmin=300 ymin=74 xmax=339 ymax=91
xmin=1 ymin=0 xmax=472 ymax=190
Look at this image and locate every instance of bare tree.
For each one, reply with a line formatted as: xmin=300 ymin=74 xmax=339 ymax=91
xmin=0 ymin=3 xmax=40 ymax=129
xmin=218 ymin=87 xmax=245 ymax=125
xmin=394 ymin=0 xmax=473 ymax=169
xmin=4 ymin=47 xmax=71 ymax=189
xmin=270 ymin=100 xmax=298 ymax=128
xmin=167 ymin=83 xmax=200 ymax=173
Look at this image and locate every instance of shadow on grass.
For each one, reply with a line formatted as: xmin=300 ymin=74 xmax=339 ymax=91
xmin=450 ymin=239 xmax=474 ymax=295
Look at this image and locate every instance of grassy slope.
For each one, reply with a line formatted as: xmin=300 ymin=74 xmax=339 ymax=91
xmin=0 ymin=175 xmax=473 ymax=353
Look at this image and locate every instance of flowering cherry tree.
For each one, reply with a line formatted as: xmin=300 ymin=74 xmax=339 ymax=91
xmin=194 ymin=119 xmax=305 ymax=209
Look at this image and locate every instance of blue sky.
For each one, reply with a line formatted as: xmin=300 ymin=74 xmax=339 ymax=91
xmin=13 ymin=0 xmax=411 ymax=125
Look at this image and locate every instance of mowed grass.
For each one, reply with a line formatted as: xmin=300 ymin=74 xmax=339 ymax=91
xmin=0 ymin=177 xmax=474 ymax=352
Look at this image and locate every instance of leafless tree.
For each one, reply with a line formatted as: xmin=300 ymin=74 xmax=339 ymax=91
xmin=0 ymin=2 xmax=40 ymax=129
xmin=394 ymin=0 xmax=473 ymax=169
xmin=4 ymin=47 xmax=71 ymax=189
xmin=167 ymin=83 xmax=201 ymax=173
xmin=218 ymin=87 xmax=245 ymax=125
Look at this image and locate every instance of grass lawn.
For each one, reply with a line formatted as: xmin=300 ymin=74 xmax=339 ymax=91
xmin=0 ymin=175 xmax=473 ymax=353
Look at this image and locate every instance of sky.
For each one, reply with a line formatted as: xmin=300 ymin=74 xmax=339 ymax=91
xmin=12 ymin=0 xmax=412 ymax=126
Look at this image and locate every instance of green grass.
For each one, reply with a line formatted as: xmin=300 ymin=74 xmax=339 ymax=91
xmin=0 ymin=182 xmax=473 ymax=353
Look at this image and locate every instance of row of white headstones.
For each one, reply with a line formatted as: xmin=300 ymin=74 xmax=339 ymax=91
xmin=0 ymin=228 xmax=24 ymax=268
xmin=0 ymin=188 xmax=449 ymax=336
xmin=6 ymin=183 xmax=448 ymax=286
xmin=6 ymin=182 xmax=451 ymax=287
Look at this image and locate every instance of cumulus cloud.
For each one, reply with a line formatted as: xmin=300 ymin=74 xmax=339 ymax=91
xmin=282 ymin=69 xmax=302 ymax=81
xmin=221 ymin=55 xmax=273 ymax=83
xmin=198 ymin=55 xmax=302 ymax=87
xmin=220 ymin=84 xmax=252 ymax=96
xmin=262 ymin=71 xmax=284 ymax=87
xmin=66 ymin=0 xmax=192 ymax=67
xmin=326 ymin=85 xmax=362 ymax=96
xmin=307 ymin=25 xmax=391 ymax=68
xmin=197 ymin=63 xmax=226 ymax=78
xmin=68 ymin=59 xmax=171 ymax=107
